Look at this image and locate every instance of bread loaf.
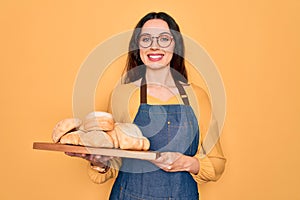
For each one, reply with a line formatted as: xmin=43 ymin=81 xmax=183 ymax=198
xmin=106 ymin=129 xmax=119 ymax=148
xmin=79 ymin=130 xmax=114 ymax=148
xmin=84 ymin=111 xmax=114 ymax=131
xmin=52 ymin=118 xmax=82 ymax=143
xmin=52 ymin=112 xmax=150 ymax=151
xmin=60 ymin=130 xmax=114 ymax=148
xmin=114 ymin=123 xmax=150 ymax=151
xmin=60 ymin=130 xmax=84 ymax=145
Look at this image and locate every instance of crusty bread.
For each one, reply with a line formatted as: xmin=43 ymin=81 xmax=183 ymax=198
xmin=114 ymin=123 xmax=150 ymax=151
xmin=52 ymin=118 xmax=82 ymax=143
xmin=79 ymin=130 xmax=114 ymax=148
xmin=60 ymin=130 xmax=114 ymax=148
xmin=60 ymin=130 xmax=84 ymax=145
xmin=84 ymin=111 xmax=114 ymax=131
xmin=106 ymin=129 xmax=119 ymax=148
xmin=52 ymin=113 xmax=150 ymax=151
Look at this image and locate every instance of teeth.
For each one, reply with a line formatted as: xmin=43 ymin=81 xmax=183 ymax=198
xmin=148 ymin=54 xmax=163 ymax=59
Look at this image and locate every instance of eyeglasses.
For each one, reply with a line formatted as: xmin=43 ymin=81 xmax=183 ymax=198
xmin=138 ymin=33 xmax=173 ymax=48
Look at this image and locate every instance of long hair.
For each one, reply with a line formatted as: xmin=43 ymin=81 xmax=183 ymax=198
xmin=123 ymin=12 xmax=187 ymax=83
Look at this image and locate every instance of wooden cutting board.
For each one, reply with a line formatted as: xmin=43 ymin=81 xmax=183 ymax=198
xmin=33 ymin=142 xmax=160 ymax=160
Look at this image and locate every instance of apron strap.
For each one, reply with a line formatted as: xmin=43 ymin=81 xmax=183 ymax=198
xmin=140 ymin=76 xmax=190 ymax=105
xmin=174 ymin=80 xmax=190 ymax=106
xmin=140 ymin=76 xmax=147 ymax=104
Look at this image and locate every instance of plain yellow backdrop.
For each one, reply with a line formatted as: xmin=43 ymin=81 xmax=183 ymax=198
xmin=1 ymin=0 xmax=299 ymax=199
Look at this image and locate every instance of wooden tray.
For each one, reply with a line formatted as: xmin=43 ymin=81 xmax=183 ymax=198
xmin=33 ymin=142 xmax=160 ymax=160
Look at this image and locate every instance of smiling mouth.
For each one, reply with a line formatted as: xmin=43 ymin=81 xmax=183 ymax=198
xmin=147 ymin=54 xmax=164 ymax=61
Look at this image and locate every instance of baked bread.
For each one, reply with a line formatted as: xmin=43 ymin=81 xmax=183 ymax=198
xmin=59 ymin=130 xmax=84 ymax=145
xmin=113 ymin=123 xmax=150 ymax=151
xmin=80 ymin=130 xmax=114 ymax=148
xmin=60 ymin=130 xmax=114 ymax=148
xmin=52 ymin=113 xmax=150 ymax=151
xmin=84 ymin=111 xmax=114 ymax=131
xmin=106 ymin=128 xmax=119 ymax=148
xmin=52 ymin=118 xmax=82 ymax=143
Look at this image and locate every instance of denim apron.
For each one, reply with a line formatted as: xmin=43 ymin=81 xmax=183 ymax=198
xmin=110 ymin=78 xmax=200 ymax=200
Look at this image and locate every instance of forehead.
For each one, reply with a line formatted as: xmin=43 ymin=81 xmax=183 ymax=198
xmin=141 ymin=19 xmax=171 ymax=35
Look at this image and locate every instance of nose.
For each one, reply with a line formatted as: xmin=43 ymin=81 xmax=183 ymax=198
xmin=150 ymin=37 xmax=160 ymax=49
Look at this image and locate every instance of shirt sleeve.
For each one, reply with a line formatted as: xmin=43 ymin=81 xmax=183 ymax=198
xmin=189 ymin=84 xmax=226 ymax=184
xmin=87 ymin=157 xmax=122 ymax=184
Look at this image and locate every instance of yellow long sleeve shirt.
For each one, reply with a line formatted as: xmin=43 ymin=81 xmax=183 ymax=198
xmin=87 ymin=82 xmax=226 ymax=184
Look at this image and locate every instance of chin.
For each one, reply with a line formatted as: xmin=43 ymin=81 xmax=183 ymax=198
xmin=146 ymin=63 xmax=167 ymax=70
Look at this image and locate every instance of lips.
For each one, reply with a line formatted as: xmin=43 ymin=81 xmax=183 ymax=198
xmin=147 ymin=53 xmax=164 ymax=62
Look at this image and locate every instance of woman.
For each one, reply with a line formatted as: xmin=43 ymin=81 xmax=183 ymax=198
xmin=68 ymin=12 xmax=226 ymax=200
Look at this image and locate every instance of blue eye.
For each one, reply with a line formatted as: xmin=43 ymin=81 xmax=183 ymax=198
xmin=160 ymin=37 xmax=170 ymax=42
xmin=142 ymin=37 xmax=151 ymax=42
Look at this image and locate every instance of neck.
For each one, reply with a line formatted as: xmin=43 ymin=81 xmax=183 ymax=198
xmin=145 ymin=66 xmax=175 ymax=87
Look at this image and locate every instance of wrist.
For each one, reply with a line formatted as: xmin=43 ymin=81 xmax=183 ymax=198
xmin=186 ymin=156 xmax=200 ymax=175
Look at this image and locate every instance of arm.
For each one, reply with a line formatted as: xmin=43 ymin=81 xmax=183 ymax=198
xmin=85 ymin=89 xmax=124 ymax=184
xmin=191 ymin=118 xmax=226 ymax=183
xmin=86 ymin=83 xmax=141 ymax=183
xmin=87 ymin=156 xmax=122 ymax=184
xmin=190 ymin=84 xmax=226 ymax=184
xmin=150 ymin=127 xmax=226 ymax=180
xmin=150 ymin=84 xmax=226 ymax=180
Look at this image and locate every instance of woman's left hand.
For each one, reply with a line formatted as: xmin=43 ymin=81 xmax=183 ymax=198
xmin=151 ymin=152 xmax=199 ymax=173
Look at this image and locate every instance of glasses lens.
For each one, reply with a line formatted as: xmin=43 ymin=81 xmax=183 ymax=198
xmin=158 ymin=34 xmax=172 ymax=48
xmin=138 ymin=33 xmax=173 ymax=48
xmin=139 ymin=34 xmax=152 ymax=48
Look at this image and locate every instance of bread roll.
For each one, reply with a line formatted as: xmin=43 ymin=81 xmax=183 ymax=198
xmin=52 ymin=118 xmax=82 ymax=143
xmin=84 ymin=111 xmax=114 ymax=131
xmin=60 ymin=130 xmax=114 ymax=148
xmin=79 ymin=130 xmax=114 ymax=148
xmin=106 ymin=129 xmax=119 ymax=148
xmin=60 ymin=130 xmax=84 ymax=145
xmin=114 ymin=123 xmax=150 ymax=151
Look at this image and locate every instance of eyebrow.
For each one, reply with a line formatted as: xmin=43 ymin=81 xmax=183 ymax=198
xmin=140 ymin=31 xmax=172 ymax=36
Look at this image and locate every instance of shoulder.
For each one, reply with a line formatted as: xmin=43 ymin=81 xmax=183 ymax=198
xmin=184 ymin=83 xmax=211 ymax=106
xmin=190 ymin=83 xmax=209 ymax=100
xmin=183 ymin=83 xmax=212 ymax=124
xmin=110 ymin=82 xmax=140 ymax=123
xmin=111 ymin=82 xmax=138 ymax=99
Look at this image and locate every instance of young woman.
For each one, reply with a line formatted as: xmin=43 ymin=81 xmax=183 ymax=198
xmin=68 ymin=12 xmax=226 ymax=200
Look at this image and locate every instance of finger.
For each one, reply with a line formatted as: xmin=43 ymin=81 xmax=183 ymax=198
xmin=165 ymin=165 xmax=173 ymax=171
xmin=65 ymin=152 xmax=86 ymax=157
xmin=92 ymin=155 xmax=114 ymax=162
xmin=93 ymin=155 xmax=102 ymax=163
xmin=154 ymin=155 xmax=167 ymax=163
xmin=104 ymin=156 xmax=113 ymax=159
xmin=77 ymin=153 xmax=90 ymax=160
xmin=89 ymin=155 xmax=106 ymax=164
xmin=100 ymin=156 xmax=111 ymax=162
xmin=161 ymin=152 xmax=182 ymax=164
xmin=156 ymin=164 xmax=173 ymax=172
xmin=84 ymin=154 xmax=93 ymax=161
xmin=65 ymin=152 xmax=75 ymax=156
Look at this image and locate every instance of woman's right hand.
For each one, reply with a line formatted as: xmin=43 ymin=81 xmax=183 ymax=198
xmin=65 ymin=152 xmax=113 ymax=168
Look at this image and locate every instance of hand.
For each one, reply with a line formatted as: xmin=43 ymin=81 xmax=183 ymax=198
xmin=151 ymin=152 xmax=200 ymax=174
xmin=151 ymin=152 xmax=184 ymax=172
xmin=65 ymin=152 xmax=113 ymax=168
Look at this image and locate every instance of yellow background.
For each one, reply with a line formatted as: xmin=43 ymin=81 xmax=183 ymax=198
xmin=1 ymin=0 xmax=299 ymax=199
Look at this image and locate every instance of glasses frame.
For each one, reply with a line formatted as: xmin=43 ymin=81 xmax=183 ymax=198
xmin=138 ymin=32 xmax=174 ymax=48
